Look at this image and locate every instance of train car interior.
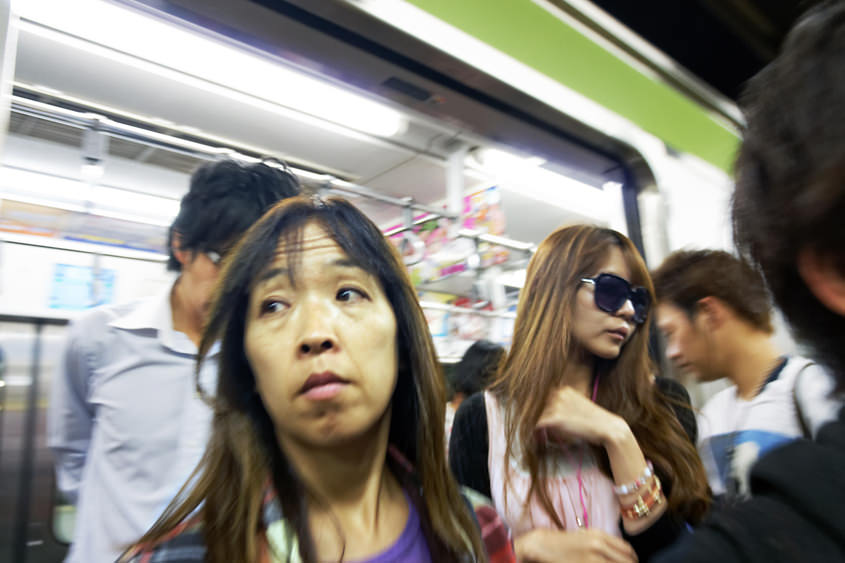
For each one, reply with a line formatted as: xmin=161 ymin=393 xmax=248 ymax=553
xmin=0 ymin=1 xmax=806 ymax=561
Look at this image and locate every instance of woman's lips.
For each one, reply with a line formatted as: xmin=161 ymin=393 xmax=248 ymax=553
xmin=299 ymin=372 xmax=349 ymax=400
xmin=607 ymin=328 xmax=628 ymax=341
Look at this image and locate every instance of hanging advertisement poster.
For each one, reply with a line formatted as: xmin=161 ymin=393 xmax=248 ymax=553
xmin=0 ymin=199 xmax=167 ymax=253
xmin=49 ymin=263 xmax=116 ymax=310
xmin=462 ymin=186 xmax=509 ymax=268
xmin=447 ymin=296 xmax=492 ymax=341
xmin=387 ymin=186 xmax=509 ymax=285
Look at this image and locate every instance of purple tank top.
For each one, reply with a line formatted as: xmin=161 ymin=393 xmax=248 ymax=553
xmin=350 ymin=496 xmax=431 ymax=563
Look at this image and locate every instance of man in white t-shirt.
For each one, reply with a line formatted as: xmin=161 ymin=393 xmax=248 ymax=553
xmin=652 ymin=250 xmax=839 ymax=500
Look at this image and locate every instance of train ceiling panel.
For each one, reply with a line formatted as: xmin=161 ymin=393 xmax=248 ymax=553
xmin=8 ymin=0 xmax=639 ymax=243
xmin=10 ymin=109 xmax=206 ymax=176
xmin=12 ymin=19 xmax=486 ymax=216
xmin=12 ymin=27 xmax=416 ymax=180
xmin=9 ymin=112 xmax=82 ymax=147
xmin=117 ymin=0 xmax=630 ymax=184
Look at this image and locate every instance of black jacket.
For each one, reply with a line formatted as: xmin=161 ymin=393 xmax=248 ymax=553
xmin=655 ymin=405 xmax=845 ymax=562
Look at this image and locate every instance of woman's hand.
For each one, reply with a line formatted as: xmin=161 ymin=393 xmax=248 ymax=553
xmin=535 ymin=387 xmax=667 ymax=533
xmin=514 ymin=528 xmax=637 ymax=563
xmin=535 ymin=386 xmax=628 ymax=446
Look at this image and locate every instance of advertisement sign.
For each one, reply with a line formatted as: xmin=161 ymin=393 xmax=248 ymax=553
xmin=387 ymin=186 xmax=509 ymax=285
xmin=0 ymin=199 xmax=167 ymax=253
xmin=49 ymin=263 xmax=116 ymax=310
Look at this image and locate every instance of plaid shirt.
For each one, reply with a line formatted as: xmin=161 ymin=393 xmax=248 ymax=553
xmin=124 ymin=483 xmax=515 ymax=563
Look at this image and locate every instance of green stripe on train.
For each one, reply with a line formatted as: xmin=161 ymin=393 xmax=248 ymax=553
xmin=408 ymin=0 xmax=740 ymax=173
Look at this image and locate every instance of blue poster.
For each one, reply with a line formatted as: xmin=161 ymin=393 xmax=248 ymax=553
xmin=49 ymin=264 xmax=116 ymax=310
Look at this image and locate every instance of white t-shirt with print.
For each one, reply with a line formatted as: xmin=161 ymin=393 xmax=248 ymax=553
xmin=697 ymin=356 xmax=840 ymax=497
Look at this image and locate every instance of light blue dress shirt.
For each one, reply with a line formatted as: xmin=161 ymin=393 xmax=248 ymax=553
xmin=47 ymin=286 xmax=219 ymax=563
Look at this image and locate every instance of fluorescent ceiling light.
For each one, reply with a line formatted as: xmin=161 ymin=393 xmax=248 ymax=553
xmin=17 ymin=0 xmax=408 ymax=138
xmin=0 ymin=166 xmax=179 ymax=226
xmin=352 ymin=0 xmax=629 ymax=135
xmin=467 ymin=147 xmax=546 ymax=177
xmin=16 ymin=23 xmax=379 ymax=143
xmin=465 ymin=147 xmax=613 ymax=222
xmin=350 ymin=0 xmax=726 ymax=161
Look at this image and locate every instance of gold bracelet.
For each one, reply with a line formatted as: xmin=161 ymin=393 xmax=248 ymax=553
xmin=613 ymin=460 xmax=654 ymax=495
xmin=619 ymin=475 xmax=663 ymax=519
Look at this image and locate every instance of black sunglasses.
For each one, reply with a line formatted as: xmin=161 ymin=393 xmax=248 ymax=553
xmin=580 ymin=273 xmax=650 ymax=324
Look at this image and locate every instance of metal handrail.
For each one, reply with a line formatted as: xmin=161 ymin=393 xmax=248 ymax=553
xmin=9 ymin=95 xmax=539 ymax=249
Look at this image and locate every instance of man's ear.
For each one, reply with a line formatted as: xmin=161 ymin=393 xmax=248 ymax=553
xmin=694 ymin=296 xmax=726 ymax=330
xmin=797 ymin=248 xmax=845 ymax=316
xmin=171 ymin=233 xmax=192 ymax=268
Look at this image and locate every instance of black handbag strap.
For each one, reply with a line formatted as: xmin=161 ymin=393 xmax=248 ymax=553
xmin=792 ymin=360 xmax=815 ymax=440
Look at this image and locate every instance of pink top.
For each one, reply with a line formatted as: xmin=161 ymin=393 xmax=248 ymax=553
xmin=484 ymin=391 xmax=621 ymax=538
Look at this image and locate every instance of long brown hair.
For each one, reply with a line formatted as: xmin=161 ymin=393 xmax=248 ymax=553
xmin=489 ymin=224 xmax=709 ymax=528
xmin=134 ymin=197 xmax=486 ymax=562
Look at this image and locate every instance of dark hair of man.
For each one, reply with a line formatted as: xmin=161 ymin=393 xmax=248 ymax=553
xmin=137 ymin=197 xmax=486 ymax=563
xmin=452 ymin=339 xmax=505 ymax=398
xmin=166 ymin=159 xmax=300 ymax=270
xmin=652 ymin=249 xmax=773 ymax=332
xmin=732 ymin=1 xmax=845 ymax=390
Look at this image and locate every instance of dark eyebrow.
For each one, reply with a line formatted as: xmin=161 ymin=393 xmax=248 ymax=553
xmin=257 ymin=267 xmax=289 ymax=284
xmin=332 ymin=258 xmax=360 ymax=269
xmin=256 ymin=258 xmax=363 ymax=285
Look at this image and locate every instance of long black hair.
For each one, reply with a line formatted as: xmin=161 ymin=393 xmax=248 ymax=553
xmin=733 ymin=1 xmax=845 ymax=389
xmin=138 ymin=196 xmax=485 ymax=563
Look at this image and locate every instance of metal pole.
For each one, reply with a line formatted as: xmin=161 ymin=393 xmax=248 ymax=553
xmin=446 ymin=146 xmax=467 ymax=221
xmin=11 ymin=321 xmax=43 ymax=563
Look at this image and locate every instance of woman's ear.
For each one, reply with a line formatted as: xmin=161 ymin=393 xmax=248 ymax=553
xmin=797 ymin=248 xmax=845 ymax=316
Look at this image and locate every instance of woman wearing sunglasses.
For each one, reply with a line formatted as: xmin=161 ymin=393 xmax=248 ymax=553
xmin=449 ymin=224 xmax=709 ymax=563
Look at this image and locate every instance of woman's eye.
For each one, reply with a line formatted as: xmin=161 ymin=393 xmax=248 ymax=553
xmin=337 ymin=287 xmax=367 ymax=303
xmin=259 ymin=299 xmax=287 ymax=315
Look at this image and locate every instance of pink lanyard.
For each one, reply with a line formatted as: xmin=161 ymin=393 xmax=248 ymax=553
xmin=573 ymin=374 xmax=600 ymax=529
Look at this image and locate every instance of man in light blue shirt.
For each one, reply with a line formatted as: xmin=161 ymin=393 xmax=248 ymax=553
xmin=47 ymin=159 xmax=299 ymax=563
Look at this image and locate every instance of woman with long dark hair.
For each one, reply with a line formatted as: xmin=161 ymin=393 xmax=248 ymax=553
xmin=123 ymin=196 xmax=511 ymax=563
xmin=450 ymin=225 xmax=709 ymax=562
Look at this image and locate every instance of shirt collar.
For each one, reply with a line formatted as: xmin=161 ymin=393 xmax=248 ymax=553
xmin=761 ymin=356 xmax=789 ymax=389
xmin=108 ymin=282 xmax=220 ymax=357
xmin=108 ymin=284 xmax=173 ymax=332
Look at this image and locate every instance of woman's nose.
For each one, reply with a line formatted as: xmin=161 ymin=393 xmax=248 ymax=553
xmin=299 ymin=337 xmax=334 ymax=356
xmin=296 ymin=299 xmax=339 ymax=357
xmin=616 ymin=298 xmax=636 ymax=320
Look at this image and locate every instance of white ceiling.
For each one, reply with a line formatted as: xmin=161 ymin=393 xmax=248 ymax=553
xmin=5 ymin=6 xmax=611 ymax=243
